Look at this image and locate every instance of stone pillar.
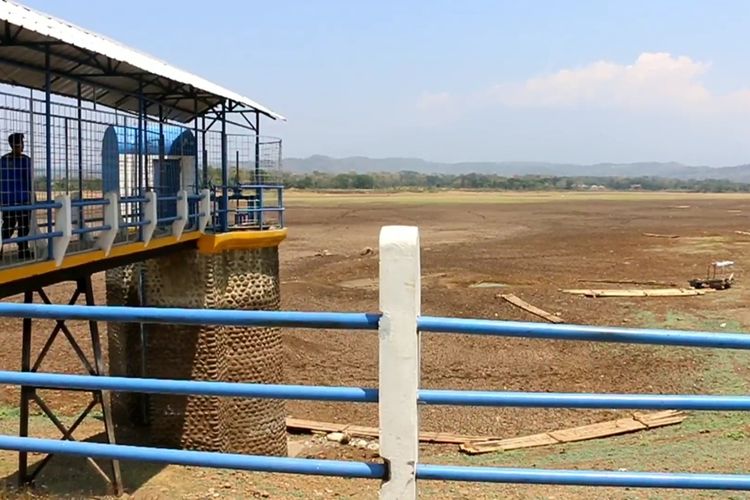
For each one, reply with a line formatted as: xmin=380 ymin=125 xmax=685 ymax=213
xmin=105 ymin=246 xmax=286 ymax=456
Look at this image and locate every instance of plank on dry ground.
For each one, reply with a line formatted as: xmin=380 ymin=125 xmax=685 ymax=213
xmin=286 ymin=418 xmax=496 ymax=444
xmin=577 ymin=279 xmax=678 ymax=287
xmin=459 ymin=410 xmax=686 ymax=455
xmin=561 ymin=288 xmax=710 ymax=297
xmin=498 ymin=294 xmax=564 ymax=323
xmin=643 ymin=232 xmax=680 ymax=238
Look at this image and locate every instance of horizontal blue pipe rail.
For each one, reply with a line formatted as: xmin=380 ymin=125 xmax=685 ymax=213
xmin=0 ymin=303 xmax=749 ymax=350
xmin=71 ymin=198 xmax=110 ymax=207
xmin=0 ymin=371 xmax=376 ymax=402
xmin=236 ymin=207 xmax=285 ymax=213
xmin=235 ymin=184 xmax=284 ymax=189
xmin=6 ymin=231 xmax=63 ymax=244
xmin=120 ymin=220 xmax=149 ymax=229
xmin=0 ymin=436 xmax=385 ymax=479
xmin=157 ymin=215 xmax=182 ymax=224
xmin=5 ymin=370 xmax=750 ymax=411
xmin=419 ymin=316 xmax=750 ymax=350
xmin=416 ymin=465 xmax=750 ymax=490
xmin=120 ymin=196 xmax=148 ymax=203
xmin=418 ymin=390 xmax=750 ymax=410
xmin=72 ymin=225 xmax=110 ymax=235
xmin=1 ymin=434 xmax=749 ymax=490
xmin=1 ymin=201 xmax=60 ymax=212
xmin=0 ymin=303 xmax=380 ymax=329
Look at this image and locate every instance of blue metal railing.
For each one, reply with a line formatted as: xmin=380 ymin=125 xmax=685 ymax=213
xmin=210 ymin=183 xmax=284 ymax=230
xmin=0 ymin=183 xmax=284 ymax=268
xmin=0 ymin=302 xmax=749 ymax=494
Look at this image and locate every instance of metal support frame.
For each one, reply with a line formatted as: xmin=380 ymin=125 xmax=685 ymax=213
xmin=220 ymin=101 xmax=228 ymax=232
xmin=193 ymin=98 xmax=199 ymax=193
xmin=44 ymin=46 xmax=53 ymax=261
xmin=254 ymin=112 xmax=262 ymax=228
xmin=254 ymin=111 xmax=260 ymax=184
xmin=17 ymin=275 xmax=123 ymax=496
xmin=76 ymin=83 xmax=84 ymax=230
xmin=201 ymin=115 xmax=207 ymax=189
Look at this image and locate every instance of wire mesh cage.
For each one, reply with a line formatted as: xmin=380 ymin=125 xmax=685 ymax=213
xmin=0 ymin=80 xmax=284 ymax=271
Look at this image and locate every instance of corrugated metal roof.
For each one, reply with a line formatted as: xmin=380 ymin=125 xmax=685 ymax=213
xmin=0 ymin=0 xmax=285 ymax=123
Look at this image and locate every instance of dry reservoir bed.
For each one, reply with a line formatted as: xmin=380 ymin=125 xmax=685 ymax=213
xmin=1 ymin=191 xmax=750 ymax=498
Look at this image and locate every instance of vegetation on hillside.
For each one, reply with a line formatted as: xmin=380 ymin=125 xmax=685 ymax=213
xmin=281 ymin=170 xmax=750 ymax=193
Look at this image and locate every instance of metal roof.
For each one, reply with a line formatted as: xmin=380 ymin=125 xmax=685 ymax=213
xmin=0 ymin=0 xmax=285 ymax=123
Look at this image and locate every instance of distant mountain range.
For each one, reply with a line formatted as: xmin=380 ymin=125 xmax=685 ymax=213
xmin=283 ymin=155 xmax=750 ymax=182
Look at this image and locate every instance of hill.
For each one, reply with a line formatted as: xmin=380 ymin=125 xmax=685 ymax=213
xmin=283 ymin=155 xmax=750 ymax=182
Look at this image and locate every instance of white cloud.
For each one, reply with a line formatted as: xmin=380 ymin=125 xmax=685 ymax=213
xmin=421 ymin=52 xmax=750 ymax=114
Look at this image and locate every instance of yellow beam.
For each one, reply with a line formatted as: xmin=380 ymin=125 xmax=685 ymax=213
xmin=196 ymin=229 xmax=287 ymax=254
xmin=0 ymin=228 xmax=287 ymax=286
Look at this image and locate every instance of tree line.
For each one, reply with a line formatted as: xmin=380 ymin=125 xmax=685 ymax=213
xmin=281 ymin=170 xmax=750 ymax=193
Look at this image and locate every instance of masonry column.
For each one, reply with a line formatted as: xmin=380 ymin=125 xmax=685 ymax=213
xmin=106 ymin=239 xmax=287 ymax=456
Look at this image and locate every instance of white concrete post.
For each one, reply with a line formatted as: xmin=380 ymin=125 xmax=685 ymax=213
xmin=52 ymin=194 xmax=72 ymax=266
xmin=96 ymin=191 xmax=120 ymax=257
xmin=173 ymin=190 xmax=189 ymax=239
xmin=379 ymin=225 xmax=421 ymax=500
xmin=142 ymin=190 xmax=157 ymax=246
xmin=198 ymin=188 xmax=211 ymax=233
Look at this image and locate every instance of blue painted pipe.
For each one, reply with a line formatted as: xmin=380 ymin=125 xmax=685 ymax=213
xmin=0 ymin=436 xmax=385 ymax=479
xmin=71 ymin=199 xmax=110 ymax=207
xmin=0 ymin=371 xmax=377 ymax=402
xmin=417 ymin=464 xmax=750 ymax=490
xmin=6 ymin=370 xmax=750 ymax=411
xmin=0 ymin=303 xmax=380 ymax=329
xmin=120 ymin=196 xmax=148 ymax=203
xmin=72 ymin=225 xmax=111 ymax=235
xmin=2 ymin=303 xmax=748 ymax=350
xmin=1 ymin=202 xmax=60 ymax=212
xmin=418 ymin=389 xmax=750 ymax=410
xmin=6 ymin=231 xmax=63 ymax=244
xmin=419 ymin=316 xmax=750 ymax=350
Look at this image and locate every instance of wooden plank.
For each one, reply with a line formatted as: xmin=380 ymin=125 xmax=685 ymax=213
xmin=286 ymin=417 xmax=493 ymax=444
xmin=499 ymin=293 xmax=564 ymax=323
xmin=549 ymin=418 xmax=645 ymax=442
xmin=562 ymin=288 xmax=708 ymax=298
xmin=643 ymin=233 xmax=679 ymax=238
xmin=459 ymin=411 xmax=685 ymax=455
xmin=577 ymin=279 xmax=678 ymax=287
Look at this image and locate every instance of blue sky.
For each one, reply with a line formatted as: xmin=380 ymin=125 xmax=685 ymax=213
xmin=21 ymin=0 xmax=750 ymax=166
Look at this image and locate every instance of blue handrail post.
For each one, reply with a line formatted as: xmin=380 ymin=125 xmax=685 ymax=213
xmin=220 ymin=101 xmax=228 ymax=232
xmin=44 ymin=45 xmax=53 ymax=261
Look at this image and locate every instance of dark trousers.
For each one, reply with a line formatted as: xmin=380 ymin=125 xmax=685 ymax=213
xmin=2 ymin=209 xmax=30 ymax=253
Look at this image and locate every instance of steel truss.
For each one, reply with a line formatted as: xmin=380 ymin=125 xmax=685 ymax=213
xmin=18 ymin=274 xmax=122 ymax=495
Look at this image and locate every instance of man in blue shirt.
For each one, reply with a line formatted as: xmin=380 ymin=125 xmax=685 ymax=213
xmin=0 ymin=132 xmax=33 ymax=258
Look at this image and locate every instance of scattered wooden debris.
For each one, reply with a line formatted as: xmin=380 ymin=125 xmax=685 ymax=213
xmin=499 ymin=294 xmax=564 ymax=323
xmin=643 ymin=232 xmax=679 ymax=239
xmin=314 ymin=249 xmax=332 ymax=257
xmin=562 ymin=288 xmax=711 ymax=297
xmin=286 ymin=418 xmax=494 ymax=445
xmin=577 ymin=279 xmax=678 ymax=287
xmin=735 ymin=230 xmax=750 ymax=236
xmin=459 ymin=411 xmax=685 ymax=455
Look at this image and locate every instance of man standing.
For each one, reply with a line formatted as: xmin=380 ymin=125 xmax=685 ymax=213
xmin=1 ymin=132 xmax=33 ymax=259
